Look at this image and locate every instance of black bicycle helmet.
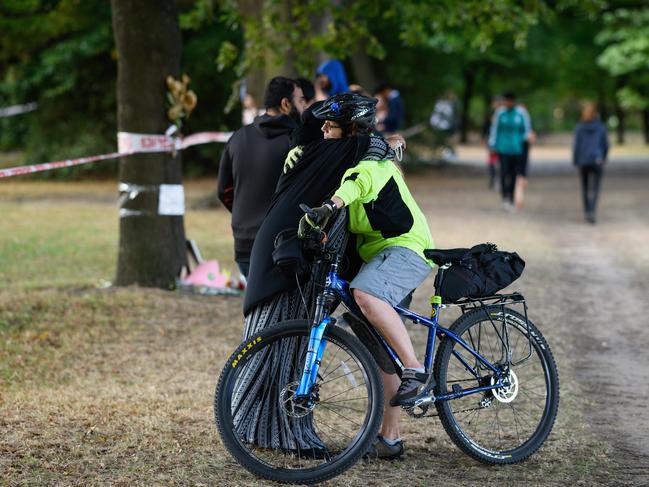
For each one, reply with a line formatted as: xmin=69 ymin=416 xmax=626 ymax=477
xmin=312 ymin=92 xmax=377 ymax=129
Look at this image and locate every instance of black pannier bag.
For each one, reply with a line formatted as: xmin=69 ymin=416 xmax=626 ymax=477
xmin=272 ymin=228 xmax=311 ymax=279
xmin=433 ymin=243 xmax=525 ymax=303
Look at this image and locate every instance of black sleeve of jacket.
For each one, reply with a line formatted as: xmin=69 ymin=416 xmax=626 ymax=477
xmin=217 ymin=143 xmax=234 ymax=212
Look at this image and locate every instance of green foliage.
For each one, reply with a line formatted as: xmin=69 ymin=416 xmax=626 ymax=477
xmin=223 ymin=0 xmax=556 ymax=79
xmin=0 ymin=0 xmax=643 ymax=179
xmin=596 ymin=7 xmax=649 ymax=111
xmin=0 ymin=0 xmax=116 ymax=173
xmin=0 ymin=0 xmax=242 ymax=177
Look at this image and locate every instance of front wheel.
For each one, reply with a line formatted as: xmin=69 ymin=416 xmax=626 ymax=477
xmin=433 ymin=306 xmax=559 ymax=464
xmin=215 ymin=320 xmax=384 ymax=484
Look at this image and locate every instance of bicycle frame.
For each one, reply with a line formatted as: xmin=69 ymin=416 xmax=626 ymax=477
xmin=295 ymin=263 xmax=508 ymax=403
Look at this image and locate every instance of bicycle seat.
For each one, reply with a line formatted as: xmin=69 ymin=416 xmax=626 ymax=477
xmin=424 ymin=248 xmax=469 ymax=266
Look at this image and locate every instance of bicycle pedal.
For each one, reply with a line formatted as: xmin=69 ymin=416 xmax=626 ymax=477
xmin=410 ymin=393 xmax=435 ymax=409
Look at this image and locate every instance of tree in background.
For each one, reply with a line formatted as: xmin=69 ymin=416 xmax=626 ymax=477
xmin=111 ymin=0 xmax=187 ymax=287
xmin=0 ymin=0 xmax=116 ymax=169
xmin=597 ymin=7 xmax=649 ymax=143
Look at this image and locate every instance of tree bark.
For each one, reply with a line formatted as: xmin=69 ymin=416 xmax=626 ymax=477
xmin=614 ymin=102 xmax=625 ymax=145
xmin=237 ymin=0 xmax=297 ymax=104
xmin=460 ymin=66 xmax=475 ymax=144
xmin=350 ymin=44 xmax=377 ymax=92
xmin=111 ymin=0 xmax=187 ymax=287
xmin=642 ymin=108 xmax=649 ymax=144
xmin=614 ymin=78 xmax=627 ymax=145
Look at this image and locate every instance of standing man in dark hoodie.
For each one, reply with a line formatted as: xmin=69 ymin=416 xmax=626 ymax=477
xmin=218 ymin=77 xmax=306 ymax=277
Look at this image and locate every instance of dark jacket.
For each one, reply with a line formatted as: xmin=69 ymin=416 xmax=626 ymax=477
xmin=383 ymin=90 xmax=404 ymax=132
xmin=217 ymin=113 xmax=297 ymax=261
xmin=573 ymin=119 xmax=609 ymax=167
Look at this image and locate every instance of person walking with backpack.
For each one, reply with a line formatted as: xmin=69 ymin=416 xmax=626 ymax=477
xmin=573 ymin=101 xmax=609 ymax=224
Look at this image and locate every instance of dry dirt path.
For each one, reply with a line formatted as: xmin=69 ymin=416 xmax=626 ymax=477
xmin=406 ymin=158 xmax=649 ymax=485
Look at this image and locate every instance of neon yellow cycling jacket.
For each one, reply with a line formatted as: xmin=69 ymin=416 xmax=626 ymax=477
xmin=333 ymin=159 xmax=435 ymax=265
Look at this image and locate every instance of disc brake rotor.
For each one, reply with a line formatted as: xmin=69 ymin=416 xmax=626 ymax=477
xmin=280 ymin=381 xmax=317 ymax=418
xmin=490 ymin=370 xmax=519 ymax=403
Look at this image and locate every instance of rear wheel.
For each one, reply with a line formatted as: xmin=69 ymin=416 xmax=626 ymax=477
xmin=215 ymin=320 xmax=383 ymax=484
xmin=434 ymin=306 xmax=559 ymax=464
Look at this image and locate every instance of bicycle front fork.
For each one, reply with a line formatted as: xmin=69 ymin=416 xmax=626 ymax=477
xmin=294 ymin=315 xmax=334 ymax=398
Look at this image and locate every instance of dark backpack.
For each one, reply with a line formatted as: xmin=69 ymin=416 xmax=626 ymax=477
xmin=435 ymin=243 xmax=525 ymax=303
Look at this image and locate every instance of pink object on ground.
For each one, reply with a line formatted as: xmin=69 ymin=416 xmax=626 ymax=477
xmin=183 ymin=260 xmax=229 ymax=288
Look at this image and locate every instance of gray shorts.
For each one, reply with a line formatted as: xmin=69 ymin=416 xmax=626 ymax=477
xmin=350 ymin=246 xmax=432 ymax=306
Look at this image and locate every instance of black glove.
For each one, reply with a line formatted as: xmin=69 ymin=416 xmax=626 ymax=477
xmin=298 ymin=201 xmax=336 ymax=238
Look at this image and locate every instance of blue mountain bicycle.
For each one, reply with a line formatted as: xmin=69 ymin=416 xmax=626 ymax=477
xmin=215 ymin=215 xmax=560 ymax=485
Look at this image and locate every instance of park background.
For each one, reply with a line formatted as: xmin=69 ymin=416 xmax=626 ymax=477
xmin=1 ymin=1 xmax=649 ymax=485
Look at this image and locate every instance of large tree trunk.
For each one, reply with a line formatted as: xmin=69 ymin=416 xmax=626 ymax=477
xmin=111 ymin=0 xmax=187 ymax=287
xmin=459 ymin=66 xmax=475 ymax=144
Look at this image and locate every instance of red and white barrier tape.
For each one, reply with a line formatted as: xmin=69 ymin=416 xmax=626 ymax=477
xmin=0 ymin=130 xmax=233 ymax=179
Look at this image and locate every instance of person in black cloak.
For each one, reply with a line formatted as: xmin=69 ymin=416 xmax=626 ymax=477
xmin=232 ymin=99 xmax=399 ymax=452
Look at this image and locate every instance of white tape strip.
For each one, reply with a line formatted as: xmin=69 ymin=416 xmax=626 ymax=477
xmin=118 ymin=182 xmax=185 ymax=217
xmin=0 ymin=102 xmax=38 ymax=118
xmin=158 ymin=184 xmax=184 ymax=216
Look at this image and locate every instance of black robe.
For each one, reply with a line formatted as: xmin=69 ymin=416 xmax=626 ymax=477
xmin=243 ymin=136 xmax=370 ymax=315
xmin=232 ymin=136 xmax=370 ymax=451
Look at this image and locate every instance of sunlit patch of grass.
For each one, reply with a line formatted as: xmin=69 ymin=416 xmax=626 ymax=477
xmin=0 ymin=180 xmax=237 ymax=289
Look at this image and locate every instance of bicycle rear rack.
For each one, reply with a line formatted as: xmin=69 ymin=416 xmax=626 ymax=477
xmin=446 ymin=292 xmax=534 ymax=367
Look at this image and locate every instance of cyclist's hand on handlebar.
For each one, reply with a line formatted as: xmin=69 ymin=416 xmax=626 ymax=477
xmin=298 ymin=202 xmax=335 ymax=238
xmin=283 ymin=146 xmax=303 ymax=173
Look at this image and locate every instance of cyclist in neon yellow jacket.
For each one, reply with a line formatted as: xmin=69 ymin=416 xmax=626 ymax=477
xmin=332 ymin=158 xmax=434 ymax=263
xmin=298 ymin=93 xmax=434 ymax=460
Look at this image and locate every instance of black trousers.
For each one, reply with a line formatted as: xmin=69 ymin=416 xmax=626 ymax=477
xmin=580 ymin=164 xmax=603 ymax=214
xmin=499 ymin=154 xmax=522 ymax=203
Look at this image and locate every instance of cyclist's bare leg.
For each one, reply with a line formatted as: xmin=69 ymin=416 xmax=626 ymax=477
xmin=352 ymin=289 xmax=422 ymax=369
xmin=380 ymin=371 xmax=402 ymax=440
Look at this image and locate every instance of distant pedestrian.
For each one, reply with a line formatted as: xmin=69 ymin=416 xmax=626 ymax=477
xmin=375 ymin=82 xmax=405 ymax=133
xmin=430 ymin=91 xmax=459 ymax=161
xmin=573 ymin=101 xmax=609 ymax=224
xmin=482 ymin=96 xmax=504 ymax=190
xmin=218 ymin=77 xmax=306 ymax=277
xmin=514 ymin=103 xmax=535 ymax=210
xmin=488 ymin=91 xmax=532 ymax=212
xmin=314 ymin=59 xmax=349 ymax=101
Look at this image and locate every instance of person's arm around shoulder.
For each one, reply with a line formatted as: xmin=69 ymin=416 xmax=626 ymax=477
xmin=217 ymin=142 xmax=235 ymax=212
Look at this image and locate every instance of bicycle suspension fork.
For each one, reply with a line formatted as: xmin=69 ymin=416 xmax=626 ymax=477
xmin=294 ymin=259 xmax=339 ymax=398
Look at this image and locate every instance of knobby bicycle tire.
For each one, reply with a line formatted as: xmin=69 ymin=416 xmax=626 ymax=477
xmin=215 ymin=320 xmax=384 ymax=484
xmin=433 ymin=306 xmax=559 ymax=464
